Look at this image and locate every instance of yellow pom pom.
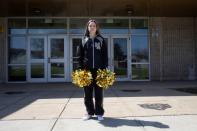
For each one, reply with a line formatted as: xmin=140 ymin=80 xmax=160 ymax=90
xmin=96 ymin=69 xmax=116 ymax=89
xmin=72 ymin=69 xmax=93 ymax=88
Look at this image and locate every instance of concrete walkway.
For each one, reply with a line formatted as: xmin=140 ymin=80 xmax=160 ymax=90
xmin=0 ymin=81 xmax=197 ymax=131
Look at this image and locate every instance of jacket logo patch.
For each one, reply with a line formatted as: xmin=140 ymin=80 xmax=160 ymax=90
xmin=95 ymin=42 xmax=101 ymax=50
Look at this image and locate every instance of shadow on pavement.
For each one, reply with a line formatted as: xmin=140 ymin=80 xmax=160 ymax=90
xmin=99 ymin=117 xmax=169 ymax=128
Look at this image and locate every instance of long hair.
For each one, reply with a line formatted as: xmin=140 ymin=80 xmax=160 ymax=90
xmin=84 ymin=19 xmax=100 ymax=37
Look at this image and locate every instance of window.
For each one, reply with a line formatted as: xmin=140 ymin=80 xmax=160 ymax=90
xmin=28 ymin=19 xmax=67 ymax=34
xmin=8 ymin=19 xmax=26 ymax=34
xmin=131 ymin=35 xmax=149 ymax=63
xmin=8 ymin=66 xmax=26 ymax=81
xmin=132 ymin=64 xmax=149 ymax=80
xmin=8 ymin=36 xmax=26 ymax=64
xmin=130 ymin=19 xmax=149 ymax=80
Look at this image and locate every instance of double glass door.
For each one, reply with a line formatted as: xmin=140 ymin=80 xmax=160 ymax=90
xmin=27 ymin=34 xmax=149 ymax=82
xmin=70 ymin=35 xmax=130 ymax=81
xmin=28 ymin=35 xmax=68 ymax=82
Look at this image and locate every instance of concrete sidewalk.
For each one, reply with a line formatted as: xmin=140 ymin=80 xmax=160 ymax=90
xmin=0 ymin=81 xmax=197 ymax=131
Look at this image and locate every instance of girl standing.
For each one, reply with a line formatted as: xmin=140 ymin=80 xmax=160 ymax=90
xmin=77 ymin=19 xmax=108 ymax=121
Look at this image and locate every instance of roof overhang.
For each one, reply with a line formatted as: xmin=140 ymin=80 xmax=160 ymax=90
xmin=0 ymin=0 xmax=197 ymax=17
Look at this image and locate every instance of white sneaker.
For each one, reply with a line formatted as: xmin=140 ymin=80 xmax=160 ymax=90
xmin=82 ymin=114 xmax=92 ymax=120
xmin=97 ymin=115 xmax=104 ymax=121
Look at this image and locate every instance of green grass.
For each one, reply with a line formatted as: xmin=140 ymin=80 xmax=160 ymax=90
xmin=132 ymin=68 xmax=149 ymax=80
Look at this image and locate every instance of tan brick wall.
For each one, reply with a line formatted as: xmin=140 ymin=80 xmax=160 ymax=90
xmin=149 ymin=17 xmax=162 ymax=80
xmin=150 ymin=17 xmax=196 ymax=80
xmin=162 ymin=18 xmax=195 ymax=80
xmin=0 ymin=18 xmax=6 ymax=83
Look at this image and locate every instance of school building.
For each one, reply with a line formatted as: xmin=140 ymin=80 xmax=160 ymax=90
xmin=0 ymin=0 xmax=197 ymax=83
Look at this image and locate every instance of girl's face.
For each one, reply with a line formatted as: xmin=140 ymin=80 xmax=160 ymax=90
xmin=88 ymin=21 xmax=97 ymax=35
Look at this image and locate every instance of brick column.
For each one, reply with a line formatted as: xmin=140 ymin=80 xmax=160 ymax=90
xmin=162 ymin=17 xmax=194 ymax=80
xmin=149 ymin=17 xmax=163 ymax=81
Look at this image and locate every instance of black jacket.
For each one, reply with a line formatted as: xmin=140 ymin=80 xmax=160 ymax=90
xmin=77 ymin=34 xmax=108 ymax=70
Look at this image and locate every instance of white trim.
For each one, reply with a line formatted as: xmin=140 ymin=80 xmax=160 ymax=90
xmin=47 ymin=35 xmax=68 ymax=82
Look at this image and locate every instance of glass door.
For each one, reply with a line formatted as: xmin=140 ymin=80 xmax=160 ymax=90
xmin=70 ymin=36 xmax=83 ymax=73
xmin=103 ymin=35 xmax=111 ymax=70
xmin=111 ymin=36 xmax=130 ymax=81
xmin=27 ymin=36 xmax=47 ymax=82
xmin=48 ymin=35 xmax=67 ymax=82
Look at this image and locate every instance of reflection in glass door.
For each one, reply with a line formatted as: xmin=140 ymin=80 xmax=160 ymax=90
xmin=48 ymin=36 xmax=67 ymax=82
xmin=70 ymin=36 xmax=83 ymax=72
xmin=112 ymin=37 xmax=129 ymax=80
xmin=28 ymin=36 xmax=47 ymax=82
xmin=131 ymin=35 xmax=149 ymax=80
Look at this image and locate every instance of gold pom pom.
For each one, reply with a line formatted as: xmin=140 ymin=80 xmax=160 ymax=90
xmin=96 ymin=69 xmax=116 ymax=89
xmin=72 ymin=69 xmax=93 ymax=88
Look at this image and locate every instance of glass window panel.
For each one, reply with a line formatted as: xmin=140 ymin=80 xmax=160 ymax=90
xmin=69 ymin=18 xmax=89 ymax=34
xmin=51 ymin=39 xmax=64 ymax=59
xmin=72 ymin=38 xmax=82 ymax=71
xmin=96 ymin=19 xmax=129 ymax=34
xmin=9 ymin=37 xmax=26 ymax=64
xmin=131 ymin=19 xmax=148 ymax=29
xmin=113 ymin=38 xmax=128 ymax=78
xmin=8 ymin=19 xmax=26 ymax=34
xmin=30 ymin=38 xmax=44 ymax=59
xmin=130 ymin=19 xmax=148 ymax=35
xmin=132 ymin=64 xmax=149 ymax=80
xmin=28 ymin=19 xmax=67 ymax=28
xmin=98 ymin=19 xmax=129 ymax=29
xmin=8 ymin=66 xmax=26 ymax=81
xmin=31 ymin=64 xmax=44 ymax=78
xmin=8 ymin=19 xmax=26 ymax=28
xmin=28 ymin=19 xmax=67 ymax=34
xmin=51 ymin=63 xmax=64 ymax=78
xmin=131 ymin=35 xmax=149 ymax=63
xmin=69 ymin=18 xmax=129 ymax=34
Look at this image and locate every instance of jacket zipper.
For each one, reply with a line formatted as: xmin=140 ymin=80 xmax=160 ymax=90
xmin=92 ymin=38 xmax=95 ymax=68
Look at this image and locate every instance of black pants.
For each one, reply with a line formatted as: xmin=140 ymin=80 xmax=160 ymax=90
xmin=84 ymin=68 xmax=104 ymax=116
